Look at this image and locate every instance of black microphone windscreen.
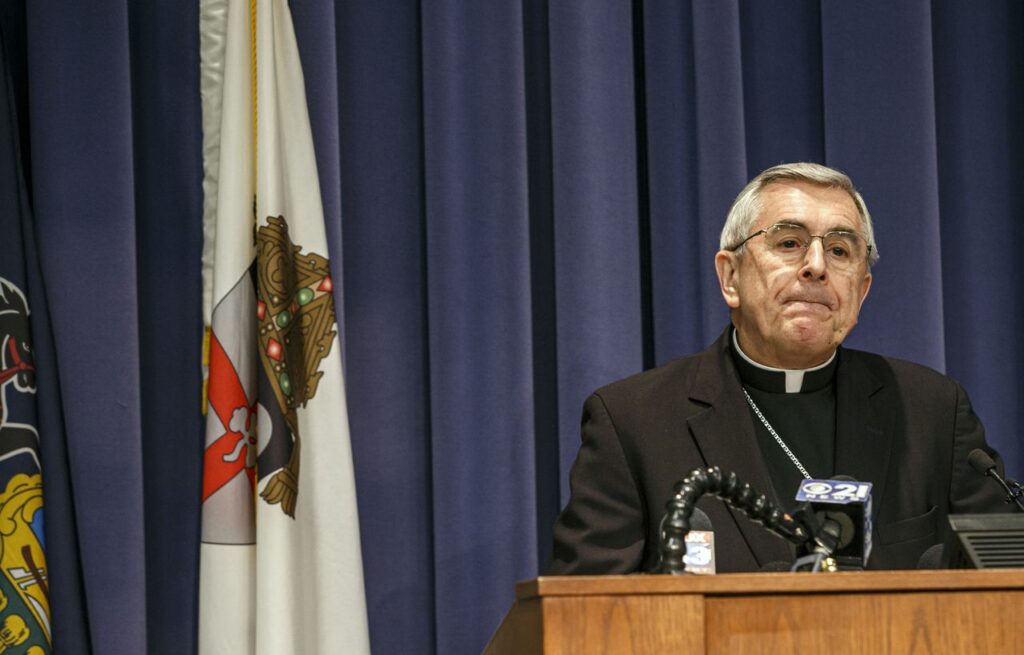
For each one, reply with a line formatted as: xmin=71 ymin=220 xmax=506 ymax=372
xmin=821 ymin=511 xmax=856 ymax=549
xmin=968 ymin=449 xmax=997 ymax=475
xmin=917 ymin=544 xmax=945 ymax=569
xmin=820 ymin=475 xmax=858 ymax=549
xmin=690 ymin=507 xmax=713 ymax=532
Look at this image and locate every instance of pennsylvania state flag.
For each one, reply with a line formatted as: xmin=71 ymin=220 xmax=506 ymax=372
xmin=0 ymin=15 xmax=52 ymax=655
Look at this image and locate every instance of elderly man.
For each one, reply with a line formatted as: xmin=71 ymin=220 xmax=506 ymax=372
xmin=547 ymin=162 xmax=1006 ymax=574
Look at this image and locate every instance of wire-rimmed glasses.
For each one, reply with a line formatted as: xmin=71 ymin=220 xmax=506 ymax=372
xmin=729 ymin=223 xmax=872 ymax=272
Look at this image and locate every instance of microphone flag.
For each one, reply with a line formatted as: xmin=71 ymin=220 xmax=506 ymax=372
xmin=683 ymin=530 xmax=716 ymax=574
xmin=795 ymin=478 xmax=873 ymax=569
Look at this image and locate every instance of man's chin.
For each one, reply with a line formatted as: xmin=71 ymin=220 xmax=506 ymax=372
xmin=777 ymin=323 xmax=839 ymax=364
xmin=782 ymin=314 xmax=833 ymax=334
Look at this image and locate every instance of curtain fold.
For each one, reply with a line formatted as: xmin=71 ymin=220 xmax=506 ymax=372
xmin=931 ymin=0 xmax=1024 ymax=466
xmin=25 ymin=3 xmax=148 ymax=653
xmin=420 ymin=4 xmax=537 ymax=652
xmin=737 ymin=1 xmax=824 ymax=168
xmin=548 ymin=0 xmax=644 ymax=496
xmin=689 ymin=0 xmax=749 ymax=347
xmin=19 ymin=1 xmax=204 ymax=652
xmin=821 ymin=0 xmax=948 ymax=370
xmin=3 ymin=1 xmax=1024 ymax=653
xmin=129 ymin=2 xmax=204 ymax=653
xmin=644 ymin=1 xmax=706 ymax=363
xmin=328 ymin=4 xmax=437 ymax=654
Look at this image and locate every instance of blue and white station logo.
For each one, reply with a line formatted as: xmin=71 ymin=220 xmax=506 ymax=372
xmin=796 ymin=479 xmax=872 ymax=504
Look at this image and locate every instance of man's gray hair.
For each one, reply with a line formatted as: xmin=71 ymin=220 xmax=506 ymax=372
xmin=719 ymin=162 xmax=879 ymax=266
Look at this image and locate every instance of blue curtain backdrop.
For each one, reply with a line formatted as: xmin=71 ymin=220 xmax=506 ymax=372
xmin=1 ymin=0 xmax=1022 ymax=653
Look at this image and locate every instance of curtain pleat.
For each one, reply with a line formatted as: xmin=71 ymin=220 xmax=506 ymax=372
xmin=644 ymin=1 xmax=706 ymax=363
xmin=821 ymin=1 xmax=947 ymax=368
xmin=25 ymin=3 xmax=147 ymax=654
xmin=127 ymin=1 xmax=205 ymax=653
xmin=689 ymin=0 xmax=748 ymax=343
xmin=329 ymin=3 xmax=438 ymax=653
xmin=932 ymin=0 xmax=1024 ymax=464
xmin=737 ymin=1 xmax=824 ymax=169
xmin=420 ymin=3 xmax=536 ymax=653
xmin=548 ymin=0 xmax=644 ymax=496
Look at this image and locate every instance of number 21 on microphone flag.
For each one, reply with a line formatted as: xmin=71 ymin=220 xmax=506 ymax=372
xmin=198 ymin=1 xmax=370 ymax=653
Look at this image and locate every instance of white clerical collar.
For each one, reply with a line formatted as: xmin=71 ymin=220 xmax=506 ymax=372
xmin=732 ymin=329 xmax=837 ymax=393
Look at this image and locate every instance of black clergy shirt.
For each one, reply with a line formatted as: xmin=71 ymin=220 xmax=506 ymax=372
xmin=730 ymin=330 xmax=838 ymax=507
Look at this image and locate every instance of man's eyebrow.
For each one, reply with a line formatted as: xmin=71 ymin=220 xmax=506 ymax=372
xmin=773 ymin=219 xmax=860 ymax=233
xmin=772 ymin=219 xmax=806 ymax=228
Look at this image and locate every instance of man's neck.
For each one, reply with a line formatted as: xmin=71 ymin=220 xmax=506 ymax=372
xmin=732 ymin=329 xmax=836 ymax=393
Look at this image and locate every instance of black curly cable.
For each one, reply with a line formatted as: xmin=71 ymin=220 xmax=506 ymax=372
xmin=654 ymin=466 xmax=811 ymax=574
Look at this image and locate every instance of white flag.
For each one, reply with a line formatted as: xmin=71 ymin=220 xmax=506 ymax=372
xmin=199 ymin=1 xmax=370 ymax=653
xmin=198 ymin=0 xmax=257 ymax=650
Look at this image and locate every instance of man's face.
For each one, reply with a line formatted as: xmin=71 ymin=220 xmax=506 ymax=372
xmin=714 ymin=180 xmax=873 ymax=369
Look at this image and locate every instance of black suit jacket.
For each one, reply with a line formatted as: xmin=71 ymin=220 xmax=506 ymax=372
xmin=546 ymin=329 xmax=1007 ymax=573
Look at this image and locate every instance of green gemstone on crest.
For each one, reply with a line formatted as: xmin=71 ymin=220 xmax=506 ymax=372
xmin=296 ymin=288 xmax=314 ymax=305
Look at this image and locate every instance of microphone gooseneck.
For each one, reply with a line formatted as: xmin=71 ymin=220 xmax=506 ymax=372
xmin=655 ymin=466 xmax=810 ymax=575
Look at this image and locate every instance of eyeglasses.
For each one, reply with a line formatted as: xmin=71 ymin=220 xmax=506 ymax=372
xmin=728 ymin=222 xmax=872 ymax=273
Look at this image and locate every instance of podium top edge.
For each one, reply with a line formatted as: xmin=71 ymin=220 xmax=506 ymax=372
xmin=517 ymin=569 xmax=1024 ymax=600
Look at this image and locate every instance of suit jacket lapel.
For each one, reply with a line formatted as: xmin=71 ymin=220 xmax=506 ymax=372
xmin=685 ymin=331 xmax=796 ymax=568
xmin=834 ymin=349 xmax=891 ymax=518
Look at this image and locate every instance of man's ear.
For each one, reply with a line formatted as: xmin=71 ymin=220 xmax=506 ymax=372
xmin=715 ymin=250 xmax=741 ymax=309
xmin=858 ymin=271 xmax=872 ymax=308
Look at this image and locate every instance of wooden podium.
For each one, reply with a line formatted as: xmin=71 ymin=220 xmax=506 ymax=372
xmin=484 ymin=570 xmax=1024 ymax=654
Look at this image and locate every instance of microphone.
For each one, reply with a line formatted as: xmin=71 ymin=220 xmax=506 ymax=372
xmin=682 ymin=507 xmax=716 ymax=574
xmin=792 ymin=476 xmax=873 ymax=570
xmin=790 ymin=517 xmax=844 ymax=572
xmin=917 ymin=544 xmax=945 ymax=569
xmin=690 ymin=506 xmax=713 ymax=531
xmin=967 ymin=449 xmax=1024 ymax=512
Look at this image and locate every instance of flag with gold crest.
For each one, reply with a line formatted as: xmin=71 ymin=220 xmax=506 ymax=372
xmin=198 ymin=0 xmax=370 ymax=653
xmin=0 ymin=11 xmax=51 ymax=654
xmin=0 ymin=279 xmax=49 ymax=655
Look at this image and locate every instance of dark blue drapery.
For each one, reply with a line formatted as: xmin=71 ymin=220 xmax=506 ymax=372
xmin=2 ymin=1 xmax=1022 ymax=653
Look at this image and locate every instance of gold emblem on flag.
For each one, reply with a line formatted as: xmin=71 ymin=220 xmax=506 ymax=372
xmin=0 ymin=473 xmax=49 ymax=648
xmin=255 ymin=215 xmax=337 ymax=517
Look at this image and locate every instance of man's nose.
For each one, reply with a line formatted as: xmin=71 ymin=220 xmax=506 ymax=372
xmin=800 ymin=239 xmax=828 ymax=280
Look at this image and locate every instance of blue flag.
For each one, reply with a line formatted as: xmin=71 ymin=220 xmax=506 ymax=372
xmin=0 ymin=16 xmax=89 ymax=654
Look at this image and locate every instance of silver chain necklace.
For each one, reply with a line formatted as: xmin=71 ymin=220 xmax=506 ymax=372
xmin=741 ymin=388 xmax=812 ymax=480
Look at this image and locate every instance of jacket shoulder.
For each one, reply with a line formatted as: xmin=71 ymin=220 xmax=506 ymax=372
xmin=590 ymin=351 xmax=709 ymax=412
xmin=844 ymin=348 xmax=953 ymax=380
xmin=842 ymin=348 xmax=963 ymax=397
